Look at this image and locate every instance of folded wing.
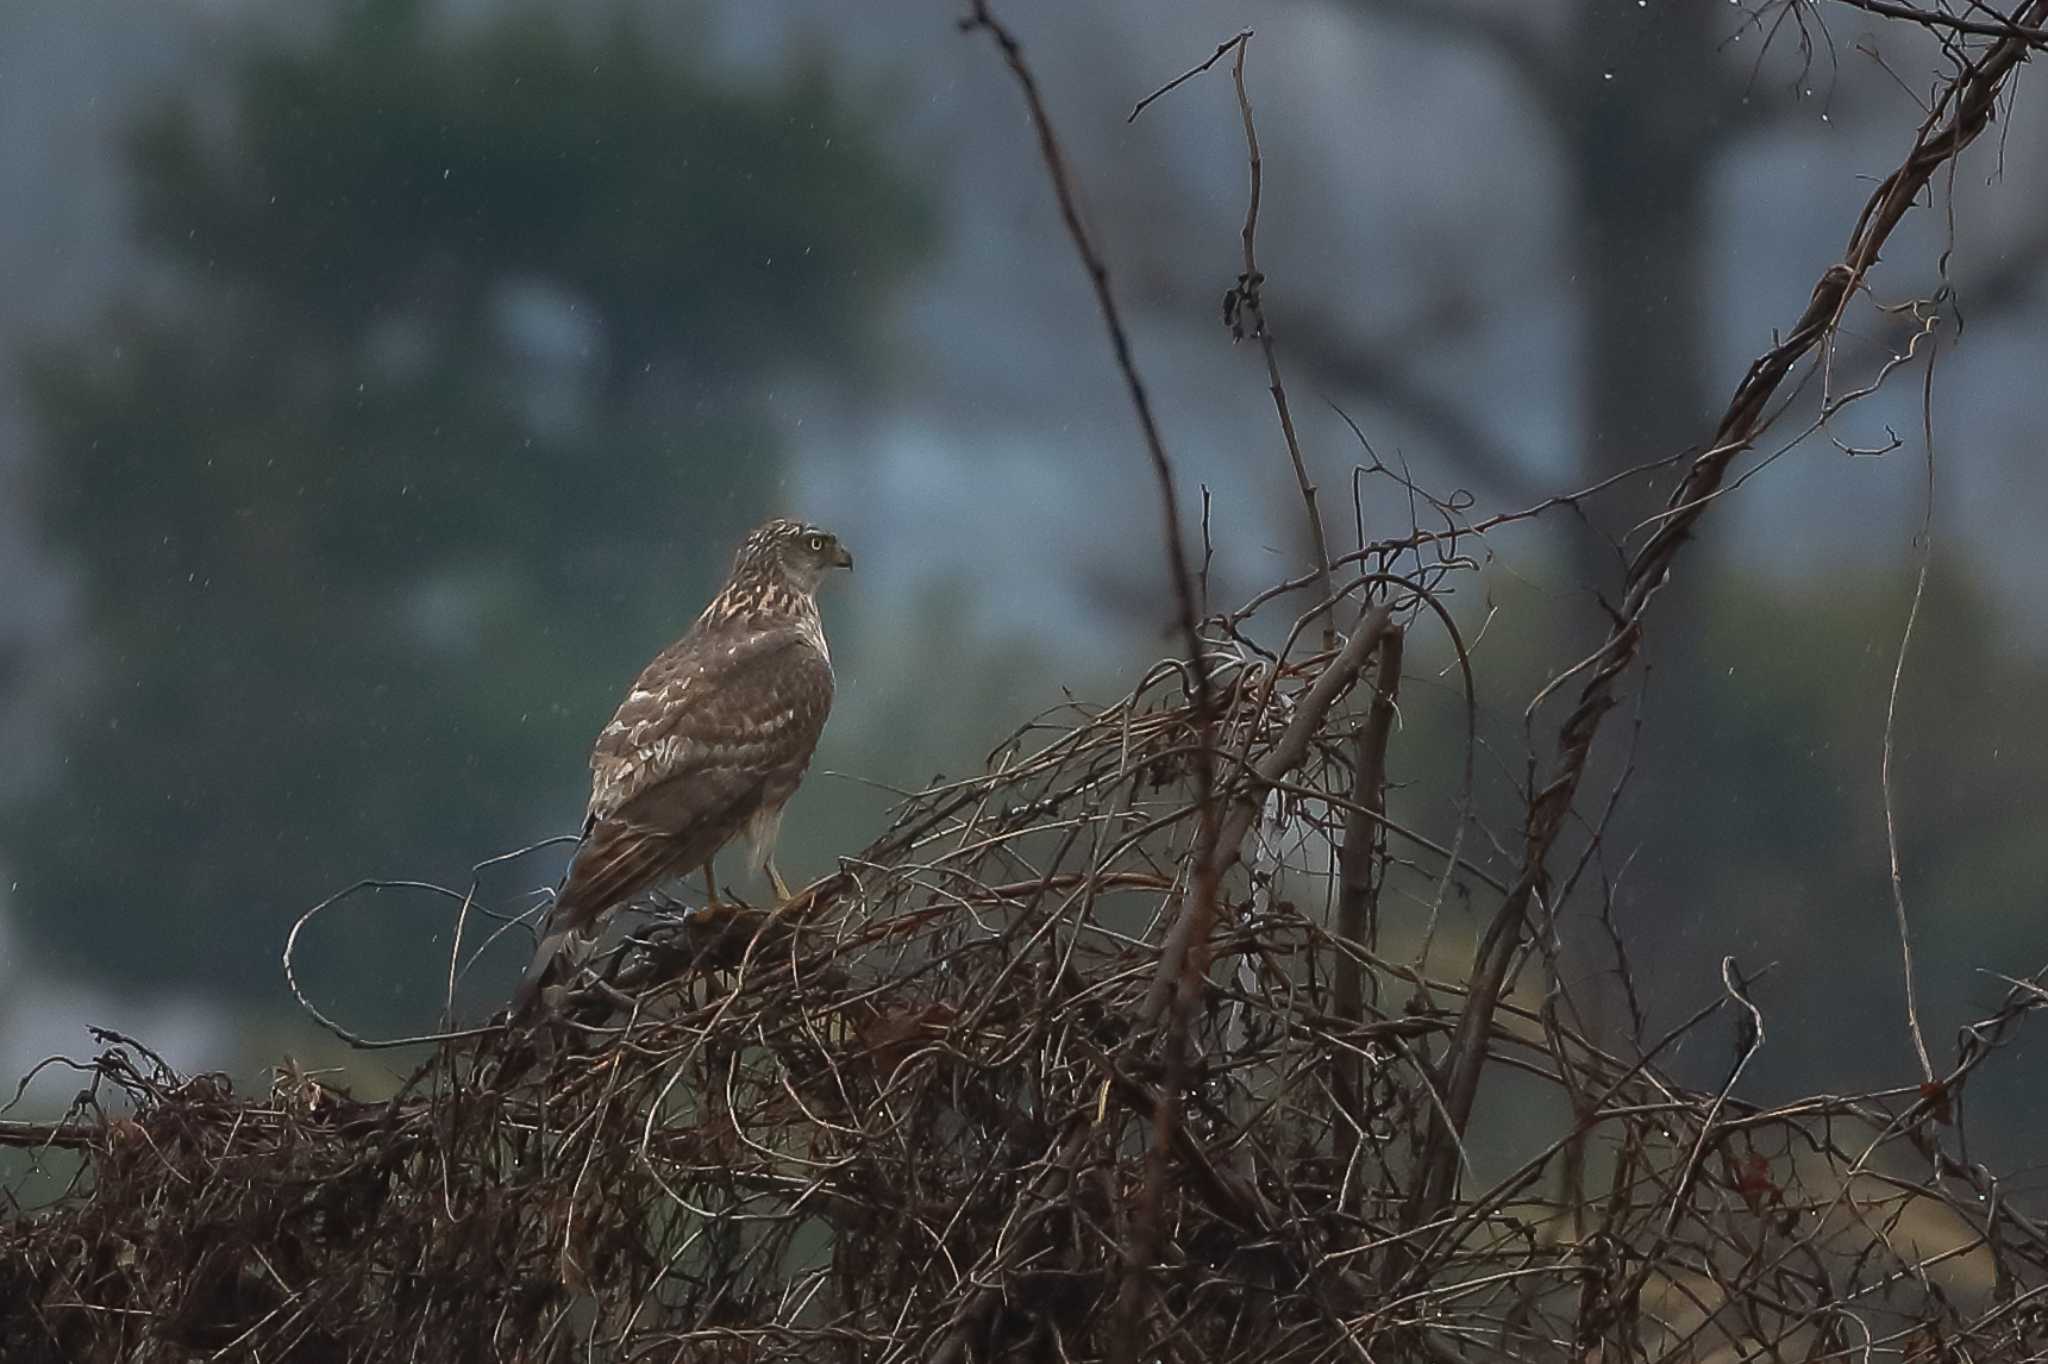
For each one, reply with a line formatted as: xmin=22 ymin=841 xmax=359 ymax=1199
xmin=514 ymin=626 xmax=833 ymax=1010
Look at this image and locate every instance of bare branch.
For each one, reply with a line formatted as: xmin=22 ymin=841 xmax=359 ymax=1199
xmin=1409 ymin=0 xmax=2048 ymax=1235
xmin=1129 ymin=31 xmax=1338 ymax=647
xmin=1127 ymin=29 xmax=1252 ymax=123
xmin=1825 ymin=0 xmax=2048 ymax=46
xmin=957 ymin=7 xmax=1224 ymax=1349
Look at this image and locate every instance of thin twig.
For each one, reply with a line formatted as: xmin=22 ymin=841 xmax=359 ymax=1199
xmin=1882 ymin=332 xmax=1940 ymax=1084
xmin=1229 ymin=35 xmax=1338 ymax=650
xmin=1132 ymin=29 xmax=1337 ymax=647
xmin=1127 ymin=29 xmax=1252 ymax=123
xmin=1825 ymin=0 xmax=2048 ymax=45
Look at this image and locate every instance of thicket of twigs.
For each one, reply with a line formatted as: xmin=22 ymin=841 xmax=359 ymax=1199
xmin=9 ymin=3 xmax=2048 ymax=1361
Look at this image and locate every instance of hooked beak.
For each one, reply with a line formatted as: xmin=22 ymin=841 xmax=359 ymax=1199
xmin=832 ymin=544 xmax=855 ymax=571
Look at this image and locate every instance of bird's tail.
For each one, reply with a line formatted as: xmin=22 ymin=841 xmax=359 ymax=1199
xmin=508 ymin=831 xmax=602 ymax=1020
xmin=510 ymin=821 xmax=685 ymax=1019
xmin=509 ymin=923 xmax=581 ymax=1019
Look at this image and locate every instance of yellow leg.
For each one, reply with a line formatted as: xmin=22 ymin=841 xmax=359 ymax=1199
xmin=703 ymin=859 xmax=722 ymax=908
xmin=766 ymin=858 xmax=793 ymax=903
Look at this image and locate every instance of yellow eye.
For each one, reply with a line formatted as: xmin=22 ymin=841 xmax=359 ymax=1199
xmin=807 ymin=534 xmax=828 ymax=553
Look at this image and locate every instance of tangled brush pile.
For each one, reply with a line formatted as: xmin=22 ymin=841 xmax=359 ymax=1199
xmin=6 ymin=582 xmax=2047 ymax=1361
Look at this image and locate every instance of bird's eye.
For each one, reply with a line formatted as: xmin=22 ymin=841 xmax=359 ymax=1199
xmin=807 ymin=534 xmax=828 ymax=552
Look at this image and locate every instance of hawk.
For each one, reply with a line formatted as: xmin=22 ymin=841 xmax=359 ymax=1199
xmin=514 ymin=518 xmax=852 ymax=1012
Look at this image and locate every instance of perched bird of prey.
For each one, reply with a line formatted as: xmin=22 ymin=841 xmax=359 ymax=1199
xmin=514 ymin=518 xmax=853 ymax=1013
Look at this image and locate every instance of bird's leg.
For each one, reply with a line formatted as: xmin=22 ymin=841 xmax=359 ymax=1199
xmin=766 ymin=858 xmax=794 ymax=904
xmin=703 ymin=859 xmax=723 ymax=910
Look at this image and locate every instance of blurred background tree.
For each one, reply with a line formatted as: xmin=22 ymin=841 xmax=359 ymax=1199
xmin=10 ymin=0 xmax=932 ymax=1005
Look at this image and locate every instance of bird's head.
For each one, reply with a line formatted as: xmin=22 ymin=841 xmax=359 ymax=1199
xmin=735 ymin=518 xmax=854 ymax=597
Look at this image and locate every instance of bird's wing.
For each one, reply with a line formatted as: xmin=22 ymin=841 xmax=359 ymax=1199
xmin=552 ymin=626 xmax=833 ymax=934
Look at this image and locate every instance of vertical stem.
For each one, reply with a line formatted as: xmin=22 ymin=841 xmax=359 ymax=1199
xmin=1333 ymin=626 xmax=1402 ymax=1210
xmin=1231 ymin=38 xmax=1337 ymax=649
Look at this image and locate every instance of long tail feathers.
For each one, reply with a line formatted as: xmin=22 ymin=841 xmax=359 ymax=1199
xmin=510 ymin=820 xmax=678 ymax=1019
xmin=510 ymin=925 xmax=577 ymax=1018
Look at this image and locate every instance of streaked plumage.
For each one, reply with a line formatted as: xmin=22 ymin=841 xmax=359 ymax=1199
xmin=514 ymin=518 xmax=852 ymax=1012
